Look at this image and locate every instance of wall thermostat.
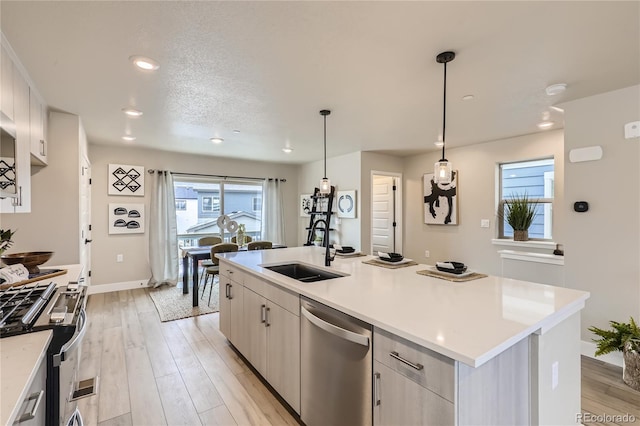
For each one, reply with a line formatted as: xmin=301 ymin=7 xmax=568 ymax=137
xmin=574 ymin=201 xmax=589 ymax=212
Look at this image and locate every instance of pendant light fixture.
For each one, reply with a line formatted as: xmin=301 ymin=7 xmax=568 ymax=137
xmin=434 ymin=51 xmax=455 ymax=184
xmin=319 ymin=109 xmax=332 ymax=194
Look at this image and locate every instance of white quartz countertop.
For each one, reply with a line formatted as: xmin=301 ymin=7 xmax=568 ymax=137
xmin=0 ymin=331 xmax=52 ymax=426
xmin=218 ymin=246 xmax=590 ymax=367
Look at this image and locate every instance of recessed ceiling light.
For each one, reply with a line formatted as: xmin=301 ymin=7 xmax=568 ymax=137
xmin=122 ymin=135 xmax=136 ymax=141
xmin=282 ymin=147 xmax=293 ymax=153
xmin=122 ymin=107 xmax=143 ymax=117
xmin=210 ymin=137 xmax=224 ymax=144
xmin=129 ymin=55 xmax=160 ymax=71
xmin=537 ymin=121 xmax=554 ymax=130
xmin=545 ymin=83 xmax=567 ymax=96
xmin=232 ymin=130 xmax=241 ymax=134
xmin=462 ymin=95 xmax=475 ymax=101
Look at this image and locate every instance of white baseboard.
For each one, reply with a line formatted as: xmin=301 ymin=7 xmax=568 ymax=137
xmin=87 ymin=279 xmax=149 ymax=295
xmin=581 ymin=340 xmax=623 ymax=367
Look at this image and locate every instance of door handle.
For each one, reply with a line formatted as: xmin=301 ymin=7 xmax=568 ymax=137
xmin=225 ymin=283 xmax=230 ymax=299
xmin=265 ymin=307 xmax=270 ymax=327
xmin=374 ymin=372 xmax=381 ymax=406
xmin=301 ymin=305 xmax=369 ymax=347
xmin=261 ymin=304 xmax=266 ymax=323
xmin=228 ymin=284 xmax=233 ymax=300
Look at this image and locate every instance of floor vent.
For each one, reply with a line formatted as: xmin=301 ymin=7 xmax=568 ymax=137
xmin=70 ymin=376 xmax=99 ymax=401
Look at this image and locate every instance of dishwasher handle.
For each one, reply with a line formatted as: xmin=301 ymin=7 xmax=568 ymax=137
xmin=301 ymin=305 xmax=370 ymax=347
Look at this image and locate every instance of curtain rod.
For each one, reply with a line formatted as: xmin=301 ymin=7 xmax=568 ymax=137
xmin=147 ymin=170 xmax=286 ymax=182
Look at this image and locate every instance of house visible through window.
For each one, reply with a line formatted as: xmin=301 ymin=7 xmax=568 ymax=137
xmin=253 ymin=197 xmax=262 ymax=212
xmin=175 ymin=199 xmax=186 ymax=210
xmin=202 ymin=196 xmax=220 ymax=213
xmin=499 ymin=158 xmax=554 ymax=239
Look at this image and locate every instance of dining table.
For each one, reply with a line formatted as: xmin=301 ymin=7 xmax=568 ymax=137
xmin=181 ymin=244 xmax=286 ymax=306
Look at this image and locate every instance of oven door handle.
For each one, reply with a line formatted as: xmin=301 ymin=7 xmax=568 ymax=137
xmin=53 ymin=308 xmax=87 ymax=367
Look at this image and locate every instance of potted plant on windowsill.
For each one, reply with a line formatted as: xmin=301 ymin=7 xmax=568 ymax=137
xmin=589 ymin=317 xmax=640 ymax=391
xmin=501 ymin=192 xmax=538 ymax=241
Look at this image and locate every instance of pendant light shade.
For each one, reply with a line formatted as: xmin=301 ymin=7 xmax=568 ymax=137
xmin=319 ymin=109 xmax=332 ymax=194
xmin=434 ymin=51 xmax=455 ymax=185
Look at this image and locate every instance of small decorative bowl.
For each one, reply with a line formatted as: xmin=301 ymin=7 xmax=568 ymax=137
xmin=1 ymin=251 xmax=54 ymax=274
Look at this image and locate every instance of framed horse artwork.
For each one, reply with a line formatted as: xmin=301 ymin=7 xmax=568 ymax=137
xmin=423 ymin=171 xmax=458 ymax=225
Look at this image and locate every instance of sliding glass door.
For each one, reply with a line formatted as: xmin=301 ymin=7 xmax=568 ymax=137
xmin=174 ymin=176 xmax=263 ymax=248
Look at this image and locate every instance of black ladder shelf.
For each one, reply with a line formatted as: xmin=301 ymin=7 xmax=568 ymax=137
xmin=304 ymin=186 xmax=336 ymax=246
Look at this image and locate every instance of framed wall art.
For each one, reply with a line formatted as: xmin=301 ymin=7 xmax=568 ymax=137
xmin=108 ymin=164 xmax=144 ymax=196
xmin=109 ymin=203 xmax=145 ymax=234
xmin=337 ymin=190 xmax=356 ymax=218
xmin=423 ymin=171 xmax=458 ymax=225
xmin=300 ymin=194 xmax=313 ymax=217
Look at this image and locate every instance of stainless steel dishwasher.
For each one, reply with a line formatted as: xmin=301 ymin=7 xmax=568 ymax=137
xmin=300 ymin=296 xmax=373 ymax=426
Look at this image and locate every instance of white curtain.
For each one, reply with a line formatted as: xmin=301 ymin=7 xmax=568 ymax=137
xmin=148 ymin=171 xmax=178 ymax=287
xmin=261 ymin=179 xmax=286 ymax=245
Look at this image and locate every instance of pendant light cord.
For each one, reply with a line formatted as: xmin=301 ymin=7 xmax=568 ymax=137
xmin=323 ymin=114 xmax=327 ymax=179
xmin=441 ymin=60 xmax=447 ymax=161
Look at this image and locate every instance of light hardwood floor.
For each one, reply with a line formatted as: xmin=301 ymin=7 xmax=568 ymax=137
xmin=78 ymin=288 xmax=640 ymax=426
xmin=76 ymin=288 xmax=298 ymax=426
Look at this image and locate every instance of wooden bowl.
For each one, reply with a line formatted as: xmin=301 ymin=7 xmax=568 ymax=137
xmin=1 ymin=251 xmax=54 ymax=274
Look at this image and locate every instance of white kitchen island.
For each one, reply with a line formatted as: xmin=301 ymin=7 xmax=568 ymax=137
xmin=217 ymin=246 xmax=590 ymax=425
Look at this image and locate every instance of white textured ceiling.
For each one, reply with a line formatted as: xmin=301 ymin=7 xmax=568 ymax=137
xmin=1 ymin=1 xmax=638 ymax=164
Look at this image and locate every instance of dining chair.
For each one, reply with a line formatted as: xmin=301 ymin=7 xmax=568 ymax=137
xmin=231 ymin=235 xmax=253 ymax=244
xmin=247 ymin=241 xmax=273 ymax=250
xmin=198 ymin=235 xmax=223 ymax=284
xmin=202 ymin=243 xmax=239 ymax=306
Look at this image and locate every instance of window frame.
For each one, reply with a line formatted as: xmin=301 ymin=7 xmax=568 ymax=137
xmin=498 ymin=158 xmax=554 ymax=240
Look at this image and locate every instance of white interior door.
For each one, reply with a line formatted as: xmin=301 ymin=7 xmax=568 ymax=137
xmin=372 ymin=175 xmax=396 ymax=254
xmin=79 ymin=157 xmax=91 ymax=285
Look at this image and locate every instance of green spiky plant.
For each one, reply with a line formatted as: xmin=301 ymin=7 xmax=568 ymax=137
xmin=503 ymin=192 xmax=538 ymax=231
xmin=0 ymin=229 xmax=16 ymax=255
xmin=589 ymin=317 xmax=640 ymax=356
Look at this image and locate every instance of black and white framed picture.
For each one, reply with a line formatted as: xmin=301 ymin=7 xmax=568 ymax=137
xmin=300 ymin=194 xmax=313 ymax=217
xmin=423 ymin=171 xmax=458 ymax=225
xmin=108 ymin=164 xmax=145 ymax=196
xmin=337 ymin=190 xmax=356 ymax=218
xmin=109 ymin=203 xmax=145 ymax=234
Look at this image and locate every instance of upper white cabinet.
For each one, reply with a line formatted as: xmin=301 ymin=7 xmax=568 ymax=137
xmin=1 ymin=44 xmax=14 ymax=122
xmin=29 ymin=88 xmax=47 ymax=166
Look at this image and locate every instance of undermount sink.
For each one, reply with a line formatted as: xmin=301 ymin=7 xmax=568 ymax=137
xmin=264 ymin=263 xmax=346 ymax=283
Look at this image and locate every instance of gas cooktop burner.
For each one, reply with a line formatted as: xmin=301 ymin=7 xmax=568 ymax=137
xmin=0 ymin=282 xmax=57 ymax=336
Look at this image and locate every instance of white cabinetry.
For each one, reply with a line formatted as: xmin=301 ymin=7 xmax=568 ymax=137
xmin=0 ymin=63 xmax=31 ymax=213
xmin=373 ymin=328 xmax=455 ymax=425
xmin=218 ymin=261 xmax=300 ymax=414
xmin=219 ymin=264 xmax=245 ymax=353
xmin=1 ymin=44 xmax=14 ymax=121
xmin=29 ymin=88 xmax=47 ymax=165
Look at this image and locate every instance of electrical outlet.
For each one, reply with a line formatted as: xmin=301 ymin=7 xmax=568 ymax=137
xmin=551 ymin=361 xmax=559 ymax=390
xmin=424 ymin=250 xmax=430 ymax=258
xmin=480 ymin=219 xmax=490 ymax=228
xmin=116 ymin=254 xmax=124 ymax=263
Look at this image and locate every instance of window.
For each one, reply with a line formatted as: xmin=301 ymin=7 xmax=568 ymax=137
xmin=173 ymin=178 xmax=263 ymax=247
xmin=202 ymin=196 xmax=220 ymax=213
xmin=499 ymin=158 xmax=554 ymax=239
xmin=252 ymin=196 xmax=262 ymax=212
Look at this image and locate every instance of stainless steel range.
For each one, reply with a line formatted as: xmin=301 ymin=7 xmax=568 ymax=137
xmin=0 ymin=280 xmax=89 ymax=426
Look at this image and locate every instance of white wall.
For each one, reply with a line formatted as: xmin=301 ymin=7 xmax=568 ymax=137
xmin=89 ymin=144 xmax=300 ymax=286
xmin=298 ymin=151 xmax=361 ymax=248
xmin=403 ymin=130 xmax=564 ymax=275
xmin=562 ymin=85 xmax=640 ymax=340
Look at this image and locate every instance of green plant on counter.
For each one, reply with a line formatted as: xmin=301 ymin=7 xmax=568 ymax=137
xmin=589 ymin=317 xmax=640 ymax=356
xmin=0 ymin=229 xmax=16 ymax=256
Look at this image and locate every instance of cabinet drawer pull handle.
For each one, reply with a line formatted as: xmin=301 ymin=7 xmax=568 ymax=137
xmin=265 ymin=307 xmax=271 ymax=327
xmin=227 ymin=283 xmax=233 ymax=300
xmin=261 ymin=304 xmax=266 ymax=323
xmin=225 ymin=283 xmax=230 ymax=299
xmin=390 ymin=351 xmax=424 ymax=370
xmin=40 ymin=139 xmax=45 ymax=156
xmin=17 ymin=390 xmax=44 ymax=423
xmin=374 ymin=372 xmax=381 ymax=406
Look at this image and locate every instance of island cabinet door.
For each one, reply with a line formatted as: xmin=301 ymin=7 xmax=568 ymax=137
xmin=242 ymin=287 xmax=267 ymax=376
xmin=266 ymin=301 xmax=300 ymax=413
xmin=373 ymin=361 xmax=454 ymax=426
xmin=229 ymin=281 xmax=245 ymax=353
xmin=219 ymin=275 xmax=232 ymax=339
